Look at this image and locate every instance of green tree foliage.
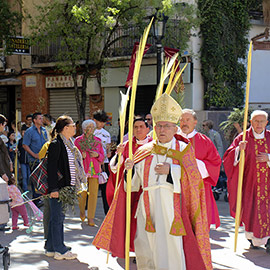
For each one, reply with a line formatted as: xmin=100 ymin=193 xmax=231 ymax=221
xmin=248 ymin=0 xmax=263 ymax=12
xmin=29 ymin=0 xmax=198 ymax=122
xmin=198 ymin=0 xmax=251 ymax=109
xmin=30 ymin=0 xmax=147 ymax=122
xmin=0 ymin=0 xmax=22 ymax=52
xmin=165 ymin=3 xmax=199 ymax=51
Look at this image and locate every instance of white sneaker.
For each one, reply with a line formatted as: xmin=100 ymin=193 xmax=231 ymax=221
xmin=54 ymin=251 xmax=77 ymax=260
xmin=45 ymin=251 xmax=55 ymax=257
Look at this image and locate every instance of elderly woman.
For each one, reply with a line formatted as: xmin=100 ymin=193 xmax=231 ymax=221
xmin=74 ymin=119 xmax=104 ymax=226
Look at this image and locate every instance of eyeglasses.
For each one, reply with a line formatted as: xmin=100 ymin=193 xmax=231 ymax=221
xmin=156 ymin=124 xmax=175 ymax=130
xmin=252 ymin=120 xmax=267 ymax=124
xmin=145 ymin=118 xmax=152 ymax=121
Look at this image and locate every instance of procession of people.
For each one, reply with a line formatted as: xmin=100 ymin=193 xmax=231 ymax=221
xmin=1 ymin=39 xmax=270 ymax=270
xmin=2 ymin=98 xmax=270 ymax=269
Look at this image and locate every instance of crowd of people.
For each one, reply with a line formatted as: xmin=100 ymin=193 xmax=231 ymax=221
xmin=1 ymin=95 xmax=270 ymax=268
xmin=0 ymin=110 xmax=111 ymax=260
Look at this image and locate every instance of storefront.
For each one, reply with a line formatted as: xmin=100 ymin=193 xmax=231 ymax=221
xmin=46 ymin=75 xmax=90 ymax=121
xmin=0 ymin=78 xmax=22 ymax=123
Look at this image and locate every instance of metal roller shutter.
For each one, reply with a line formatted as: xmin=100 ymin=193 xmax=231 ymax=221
xmin=49 ymin=89 xmax=90 ymax=122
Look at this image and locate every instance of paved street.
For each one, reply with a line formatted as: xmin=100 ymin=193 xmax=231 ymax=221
xmin=1 ymin=193 xmax=270 ymax=270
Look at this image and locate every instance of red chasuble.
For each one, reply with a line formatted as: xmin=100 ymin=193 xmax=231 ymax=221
xmin=223 ymin=128 xmax=270 ymax=239
xmin=175 ymin=133 xmax=222 ymax=228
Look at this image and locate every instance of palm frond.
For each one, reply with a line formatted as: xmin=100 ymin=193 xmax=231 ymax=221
xmin=119 ymin=87 xmax=130 ymax=143
xmin=155 ymin=53 xmax=179 ymax=100
xmin=165 ymin=62 xmax=187 ymax=95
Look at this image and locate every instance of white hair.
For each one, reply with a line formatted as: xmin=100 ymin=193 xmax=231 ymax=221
xmin=182 ymin=108 xmax=197 ymax=120
xmin=82 ymin=119 xmax=96 ymax=132
xmin=250 ymin=110 xmax=268 ymax=120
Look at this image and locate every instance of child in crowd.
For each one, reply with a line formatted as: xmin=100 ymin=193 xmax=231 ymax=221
xmin=11 ymin=120 xmax=22 ymax=141
xmin=6 ymin=175 xmax=29 ymax=230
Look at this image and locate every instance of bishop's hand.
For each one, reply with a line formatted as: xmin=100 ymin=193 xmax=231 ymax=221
xmin=125 ymin=158 xmax=134 ymax=170
xmin=154 ymin=162 xmax=170 ymax=175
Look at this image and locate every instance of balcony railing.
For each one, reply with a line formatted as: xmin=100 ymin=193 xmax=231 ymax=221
xmin=31 ymin=21 xmax=181 ymax=65
xmin=104 ymin=24 xmax=156 ymax=57
xmin=31 ymin=37 xmax=63 ymax=64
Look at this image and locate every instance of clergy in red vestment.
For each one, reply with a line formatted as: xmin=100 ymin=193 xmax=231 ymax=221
xmin=176 ymin=109 xmax=222 ymax=229
xmin=223 ymin=110 xmax=270 ymax=252
xmin=104 ymin=117 xmax=152 ymax=256
xmin=106 ymin=118 xmax=152 ymax=206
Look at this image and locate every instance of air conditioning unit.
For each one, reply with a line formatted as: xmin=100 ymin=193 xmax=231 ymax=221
xmin=5 ymin=68 xmax=14 ymax=73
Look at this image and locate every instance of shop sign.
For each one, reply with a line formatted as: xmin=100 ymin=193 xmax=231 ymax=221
xmin=25 ymin=76 xmax=37 ymax=87
xmin=46 ymin=75 xmax=83 ymax=88
xmin=6 ymin=36 xmax=31 ymax=55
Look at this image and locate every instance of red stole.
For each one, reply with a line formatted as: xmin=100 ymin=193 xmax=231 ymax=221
xmin=253 ymin=137 xmax=270 ymax=237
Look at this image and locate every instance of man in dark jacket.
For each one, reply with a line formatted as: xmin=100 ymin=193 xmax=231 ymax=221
xmin=0 ymin=114 xmax=12 ymax=181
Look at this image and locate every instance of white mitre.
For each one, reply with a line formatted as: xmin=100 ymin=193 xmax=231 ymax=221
xmin=150 ymin=93 xmax=182 ymax=124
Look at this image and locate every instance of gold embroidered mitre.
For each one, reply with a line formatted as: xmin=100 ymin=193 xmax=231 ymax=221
xmin=151 ymin=93 xmax=182 ymax=124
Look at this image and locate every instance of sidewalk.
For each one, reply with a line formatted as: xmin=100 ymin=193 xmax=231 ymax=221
xmin=1 ymin=195 xmax=270 ymax=269
xmin=0 ymin=194 xmax=135 ymax=270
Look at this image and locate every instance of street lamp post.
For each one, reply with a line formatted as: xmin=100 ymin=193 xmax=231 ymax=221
xmin=152 ymin=12 xmax=168 ymax=87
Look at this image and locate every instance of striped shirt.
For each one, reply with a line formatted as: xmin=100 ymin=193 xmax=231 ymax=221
xmin=64 ymin=143 xmax=76 ymax=186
